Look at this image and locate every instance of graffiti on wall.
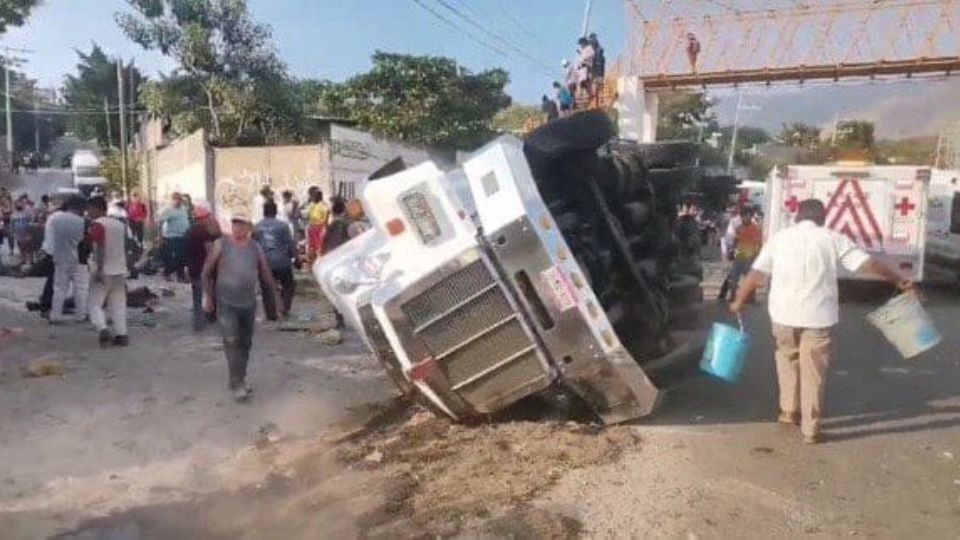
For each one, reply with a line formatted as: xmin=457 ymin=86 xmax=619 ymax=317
xmin=215 ymin=168 xmax=323 ymax=223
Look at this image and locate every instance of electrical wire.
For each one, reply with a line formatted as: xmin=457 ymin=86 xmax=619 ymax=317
xmin=430 ymin=0 xmax=558 ymax=76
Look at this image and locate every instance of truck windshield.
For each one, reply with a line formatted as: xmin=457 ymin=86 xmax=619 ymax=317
xmin=74 ymin=166 xmax=101 ymax=177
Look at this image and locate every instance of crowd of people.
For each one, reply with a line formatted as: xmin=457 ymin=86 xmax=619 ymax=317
xmin=7 ymin=183 xmax=372 ymax=402
xmin=542 ymin=33 xmax=606 ymax=121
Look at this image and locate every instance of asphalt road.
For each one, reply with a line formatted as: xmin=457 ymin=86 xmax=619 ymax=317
xmin=543 ymin=287 xmax=960 ymax=538
xmin=1 ymin=169 xmax=74 ymax=201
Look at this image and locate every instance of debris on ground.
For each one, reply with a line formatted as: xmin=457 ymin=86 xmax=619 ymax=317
xmin=127 ymin=286 xmax=159 ymax=308
xmin=22 ymin=357 xmax=67 ymax=378
xmin=316 ymin=329 xmax=343 ymax=346
xmin=278 ymin=312 xmax=339 ymax=334
xmin=160 ymin=288 xmax=176 ymax=298
xmin=0 ymin=326 xmax=24 ymax=341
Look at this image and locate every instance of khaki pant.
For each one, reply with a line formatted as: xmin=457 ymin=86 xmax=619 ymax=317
xmin=772 ymin=324 xmax=834 ymax=437
xmin=89 ymin=274 xmax=128 ymax=337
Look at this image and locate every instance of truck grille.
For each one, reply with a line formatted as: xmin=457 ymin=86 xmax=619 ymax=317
xmin=397 ymin=257 xmax=547 ymax=412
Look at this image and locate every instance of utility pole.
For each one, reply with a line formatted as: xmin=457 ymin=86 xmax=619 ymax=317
xmin=830 ymin=111 xmax=841 ymax=146
xmin=580 ymin=0 xmax=593 ymax=37
xmin=33 ymin=95 xmax=39 ymax=154
xmin=103 ymin=97 xmax=113 ymax=149
xmin=5 ymin=66 xmax=12 ymax=158
xmin=727 ymin=93 xmax=743 ymax=175
xmin=117 ymin=58 xmax=129 ymax=197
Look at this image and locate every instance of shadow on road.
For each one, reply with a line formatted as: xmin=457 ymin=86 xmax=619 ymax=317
xmin=649 ymin=292 xmax=960 ymax=444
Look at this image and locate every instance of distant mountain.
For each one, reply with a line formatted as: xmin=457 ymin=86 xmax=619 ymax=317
xmin=712 ymin=77 xmax=960 ymax=139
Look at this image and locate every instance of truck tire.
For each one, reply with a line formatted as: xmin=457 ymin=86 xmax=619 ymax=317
xmin=524 ymin=111 xmax=614 ymax=168
xmin=637 ymin=141 xmax=699 ymax=169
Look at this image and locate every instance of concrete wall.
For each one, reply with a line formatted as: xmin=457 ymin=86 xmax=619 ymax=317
xmin=213 ymin=143 xmax=329 ymax=224
xmin=143 ymin=130 xmax=212 ymax=213
xmin=329 ymin=124 xmax=436 ymax=199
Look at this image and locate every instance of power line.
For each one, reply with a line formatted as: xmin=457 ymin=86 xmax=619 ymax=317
xmin=410 ymin=0 xmax=556 ymax=78
xmin=457 ymin=0 xmax=543 ymax=52
xmin=430 ymin=0 xmax=558 ymax=76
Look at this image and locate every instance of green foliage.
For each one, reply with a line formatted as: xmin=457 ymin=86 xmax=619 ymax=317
xmin=492 ymin=104 xmax=543 ymax=134
xmin=61 ymin=44 xmax=144 ymax=148
xmin=316 ymin=52 xmax=511 ymax=150
xmin=657 ymin=92 xmax=717 ymax=141
xmin=875 ymin=136 xmax=938 ymax=165
xmin=1 ymin=69 xmax=66 ymax=155
xmin=0 ymin=0 xmax=40 ymax=34
xmin=835 ymin=119 xmax=875 ymax=154
xmin=99 ymin=149 xmax=141 ymax=192
xmin=117 ymin=0 xmax=312 ymax=145
xmin=779 ymin=122 xmax=822 ymax=149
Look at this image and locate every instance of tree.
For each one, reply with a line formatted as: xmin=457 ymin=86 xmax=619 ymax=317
xmin=61 ymin=44 xmax=145 ymax=148
xmin=0 ymin=0 xmax=41 ymax=34
xmin=492 ymin=104 xmax=544 ymax=134
xmin=779 ymin=122 xmax=822 ymax=149
xmin=316 ymin=52 xmax=511 ymax=150
xmin=117 ymin=0 xmax=306 ymax=145
xmin=834 ymin=119 xmax=875 ymax=155
xmin=100 ymin=149 xmax=141 ymax=192
xmin=1 ymin=69 xmax=66 ymax=156
xmin=657 ymin=92 xmax=717 ymax=141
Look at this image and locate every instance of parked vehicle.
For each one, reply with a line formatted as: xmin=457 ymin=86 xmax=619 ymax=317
xmin=71 ymin=150 xmax=108 ymax=198
xmin=315 ymin=112 xmax=706 ymax=424
xmin=924 ymin=169 xmax=960 ymax=284
xmin=766 ymin=163 xmax=931 ymax=282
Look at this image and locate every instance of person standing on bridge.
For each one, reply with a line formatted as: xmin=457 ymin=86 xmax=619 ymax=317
xmin=686 ymin=32 xmax=702 ymax=73
xmin=730 ymin=199 xmax=914 ymax=444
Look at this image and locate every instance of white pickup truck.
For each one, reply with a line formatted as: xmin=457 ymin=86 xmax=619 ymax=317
xmin=71 ymin=150 xmax=108 ymax=197
xmin=314 ymin=112 xmax=706 ymax=424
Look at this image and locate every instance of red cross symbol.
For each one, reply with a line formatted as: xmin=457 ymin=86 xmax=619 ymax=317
xmin=894 ymin=197 xmax=916 ymax=217
xmin=784 ymin=196 xmax=800 ymax=213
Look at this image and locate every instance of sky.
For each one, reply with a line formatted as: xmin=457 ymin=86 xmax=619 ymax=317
xmin=2 ymin=0 xmax=956 ymax=138
xmin=1 ymin=0 xmax=626 ymax=104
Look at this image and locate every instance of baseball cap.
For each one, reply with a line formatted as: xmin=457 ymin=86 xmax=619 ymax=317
xmin=193 ymin=205 xmax=212 ymax=220
xmin=231 ymin=211 xmax=252 ymax=224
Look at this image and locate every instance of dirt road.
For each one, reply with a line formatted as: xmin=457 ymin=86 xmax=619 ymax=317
xmin=540 ymin=291 xmax=960 ymax=538
xmin=0 ymin=275 xmax=394 ymax=539
xmin=1 ymin=269 xmax=957 ymax=538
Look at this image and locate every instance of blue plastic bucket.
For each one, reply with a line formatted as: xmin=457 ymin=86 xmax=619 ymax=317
xmin=700 ymin=318 xmax=751 ymax=383
xmin=867 ymin=292 xmax=942 ymax=359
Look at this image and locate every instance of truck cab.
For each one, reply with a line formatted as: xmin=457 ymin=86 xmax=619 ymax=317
xmin=316 ymin=112 xmax=705 ymax=424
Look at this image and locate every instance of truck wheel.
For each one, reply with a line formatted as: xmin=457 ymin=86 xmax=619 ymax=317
xmin=637 ymin=141 xmax=699 ymax=169
xmin=524 ymin=111 xmax=614 ymax=167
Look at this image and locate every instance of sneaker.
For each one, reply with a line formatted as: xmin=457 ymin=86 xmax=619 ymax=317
xmin=99 ymin=329 xmax=112 ymax=348
xmin=802 ymin=433 xmax=822 ymax=445
xmin=233 ymin=385 xmax=250 ymax=403
xmin=777 ymin=411 xmax=800 ymax=426
xmin=113 ymin=335 xmax=129 ymax=347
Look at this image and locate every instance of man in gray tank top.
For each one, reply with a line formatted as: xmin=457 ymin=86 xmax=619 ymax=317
xmin=202 ymin=212 xmax=280 ymax=402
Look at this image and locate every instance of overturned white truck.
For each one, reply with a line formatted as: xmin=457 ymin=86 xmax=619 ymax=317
xmin=316 ymin=112 xmax=705 ymax=424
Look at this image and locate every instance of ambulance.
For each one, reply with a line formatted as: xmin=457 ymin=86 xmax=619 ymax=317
xmin=766 ymin=163 xmax=931 ymax=282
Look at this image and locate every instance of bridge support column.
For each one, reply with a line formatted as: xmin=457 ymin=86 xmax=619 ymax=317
xmin=616 ymin=77 xmax=658 ymax=143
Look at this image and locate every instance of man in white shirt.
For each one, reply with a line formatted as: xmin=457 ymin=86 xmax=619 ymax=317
xmin=87 ymin=196 xmax=130 ymax=347
xmin=730 ymin=199 xmax=913 ymax=444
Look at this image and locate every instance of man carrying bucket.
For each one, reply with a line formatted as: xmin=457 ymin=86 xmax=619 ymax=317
xmin=730 ymin=199 xmax=914 ymax=444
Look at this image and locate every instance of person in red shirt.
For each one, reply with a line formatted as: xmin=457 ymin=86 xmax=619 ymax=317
xmin=127 ymin=192 xmax=148 ymax=244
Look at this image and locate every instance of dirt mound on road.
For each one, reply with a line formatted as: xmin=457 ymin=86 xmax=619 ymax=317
xmin=326 ymin=409 xmax=639 ymax=533
xmin=51 ymin=404 xmax=641 ymax=539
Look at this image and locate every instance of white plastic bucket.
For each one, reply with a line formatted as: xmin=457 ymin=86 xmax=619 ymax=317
xmin=867 ymin=293 xmax=942 ymax=359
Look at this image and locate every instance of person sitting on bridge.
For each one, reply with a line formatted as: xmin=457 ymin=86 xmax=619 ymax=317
xmin=553 ymin=81 xmax=574 ymax=117
xmin=730 ymin=199 xmax=914 ymax=444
